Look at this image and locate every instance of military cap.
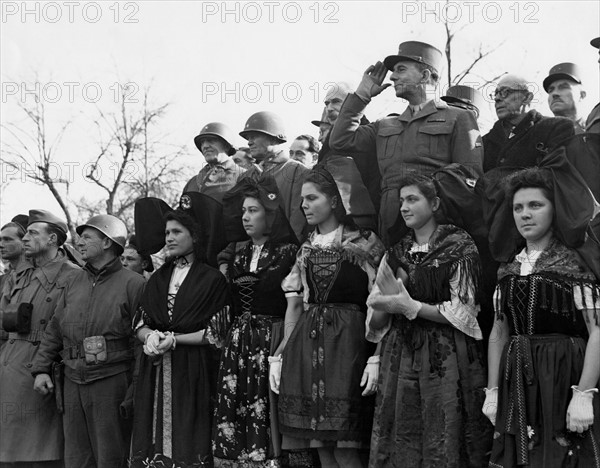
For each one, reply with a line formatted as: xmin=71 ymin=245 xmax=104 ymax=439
xmin=543 ymin=62 xmax=582 ymax=92
xmin=591 ymin=37 xmax=600 ymax=49
xmin=10 ymin=214 xmax=29 ymax=232
xmin=441 ymin=85 xmax=485 ymax=114
xmin=27 ymin=209 xmax=68 ymax=234
xmin=126 ymin=234 xmax=154 ymax=273
xmin=311 ymin=108 xmax=331 ymax=127
xmin=384 ymin=41 xmax=443 ymax=72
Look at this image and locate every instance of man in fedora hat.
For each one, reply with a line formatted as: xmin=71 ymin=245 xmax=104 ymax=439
xmin=32 ymin=214 xmax=145 ymax=468
xmin=330 ymin=40 xmax=483 ymax=243
xmin=0 ymin=210 xmax=80 ymax=467
xmin=311 ymin=108 xmax=332 ymax=145
xmin=587 ymin=37 xmax=600 ymax=134
xmin=543 ymin=62 xmax=587 ymax=133
xmin=184 ymin=122 xmax=247 ymax=203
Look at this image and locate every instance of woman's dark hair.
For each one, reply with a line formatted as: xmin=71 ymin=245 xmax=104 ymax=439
xmin=398 ymin=174 xmax=439 ymax=203
xmin=242 ymin=187 xmax=262 ymax=204
xmin=505 ymin=168 xmax=554 ymax=207
xmin=164 ymin=210 xmax=207 ymax=263
xmin=302 ymin=169 xmax=350 ymax=225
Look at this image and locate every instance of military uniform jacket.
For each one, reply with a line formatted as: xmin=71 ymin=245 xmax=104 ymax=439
xmin=0 ymin=251 xmax=80 ymax=462
xmin=482 ymin=110 xmax=574 ymax=172
xmin=31 ymin=257 xmax=145 ymax=384
xmin=330 ymin=93 xmax=483 ymax=242
xmin=587 ymin=102 xmax=600 ymax=134
xmin=243 ymin=151 xmax=309 ymax=241
xmin=182 ymin=157 xmax=247 ymax=203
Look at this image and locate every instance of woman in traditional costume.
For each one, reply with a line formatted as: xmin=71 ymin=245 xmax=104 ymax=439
xmin=270 ymin=165 xmax=384 ymax=468
xmin=130 ymin=192 xmax=231 ymax=468
xmin=484 ymin=167 xmax=600 ymax=468
xmin=212 ymin=176 xmax=299 ymax=467
xmin=367 ymin=173 xmax=491 ymax=468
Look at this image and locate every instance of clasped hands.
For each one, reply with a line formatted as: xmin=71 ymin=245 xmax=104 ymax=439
xmin=367 ymin=278 xmax=422 ymax=320
xmin=143 ymin=330 xmax=176 ymax=357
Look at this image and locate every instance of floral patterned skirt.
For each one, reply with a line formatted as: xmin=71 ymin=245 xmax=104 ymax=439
xmin=278 ymin=303 xmax=375 ymax=448
xmin=490 ymin=334 xmax=600 ymax=468
xmin=213 ymin=313 xmax=284 ymax=468
xmin=369 ymin=317 xmax=492 ymax=468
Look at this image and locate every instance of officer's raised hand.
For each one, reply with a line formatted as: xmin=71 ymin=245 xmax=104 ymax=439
xmin=33 ymin=373 xmax=54 ymax=395
xmin=355 ymin=61 xmax=391 ymax=101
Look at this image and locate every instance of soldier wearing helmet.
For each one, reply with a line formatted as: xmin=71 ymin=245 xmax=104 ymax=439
xmin=183 ymin=122 xmax=247 ymax=202
xmin=241 ymin=111 xmax=309 ymax=240
xmin=32 ymin=214 xmax=145 ymax=468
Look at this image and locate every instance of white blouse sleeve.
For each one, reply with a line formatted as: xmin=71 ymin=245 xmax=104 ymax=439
xmin=281 ymin=260 xmax=303 ymax=298
xmin=437 ymin=264 xmax=483 ymax=340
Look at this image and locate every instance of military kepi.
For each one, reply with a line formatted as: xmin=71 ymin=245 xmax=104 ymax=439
xmin=542 ymin=62 xmax=582 ymax=92
xmin=384 ymin=41 xmax=443 ymax=72
xmin=27 ymin=209 xmax=68 ymax=234
xmin=441 ymin=85 xmax=485 ymax=112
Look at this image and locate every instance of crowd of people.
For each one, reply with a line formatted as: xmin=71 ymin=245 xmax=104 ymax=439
xmin=1 ymin=38 xmax=600 ymax=468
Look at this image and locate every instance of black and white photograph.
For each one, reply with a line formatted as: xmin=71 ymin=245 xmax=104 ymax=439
xmin=1 ymin=1 xmax=599 ymax=467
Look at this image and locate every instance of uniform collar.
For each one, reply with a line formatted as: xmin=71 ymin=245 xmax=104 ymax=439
xmin=32 ymin=248 xmax=69 ymax=287
xmin=260 ymin=149 xmax=288 ymax=166
xmin=84 ymin=256 xmax=123 ymax=278
xmin=205 ymin=157 xmax=237 ymax=171
xmin=398 ymin=99 xmax=443 ymax=122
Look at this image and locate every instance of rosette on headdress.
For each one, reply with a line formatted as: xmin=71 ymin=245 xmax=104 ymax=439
xmin=134 ymin=192 xmax=227 ymax=268
xmin=222 ymin=175 xmax=298 ymax=244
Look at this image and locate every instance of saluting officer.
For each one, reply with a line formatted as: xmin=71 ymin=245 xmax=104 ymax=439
xmin=0 ymin=210 xmax=80 ymax=467
xmin=330 ymin=41 xmax=483 ymax=244
xmin=32 ymin=214 xmax=145 ymax=468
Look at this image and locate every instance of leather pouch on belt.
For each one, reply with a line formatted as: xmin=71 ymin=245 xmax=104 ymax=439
xmin=83 ymin=335 xmax=107 ymax=364
xmin=2 ymin=303 xmax=33 ymax=333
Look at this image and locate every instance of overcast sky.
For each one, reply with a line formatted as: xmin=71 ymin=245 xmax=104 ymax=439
xmin=1 ymin=0 xmax=599 ymax=226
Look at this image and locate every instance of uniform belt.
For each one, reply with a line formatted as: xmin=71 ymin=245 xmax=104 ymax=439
xmin=60 ymin=337 xmax=131 ymax=360
xmin=7 ymin=329 xmax=45 ymax=343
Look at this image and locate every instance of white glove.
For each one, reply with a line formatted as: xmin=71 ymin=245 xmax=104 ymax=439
xmin=143 ymin=330 xmax=165 ymax=356
xmin=482 ymin=387 xmax=498 ymax=426
xmin=566 ymin=385 xmax=597 ymax=433
xmin=268 ymin=355 xmax=282 ymax=394
xmin=360 ymin=355 xmax=380 ymax=396
xmin=367 ymin=279 xmax=422 ymax=320
xmin=355 ymin=62 xmax=391 ymax=102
